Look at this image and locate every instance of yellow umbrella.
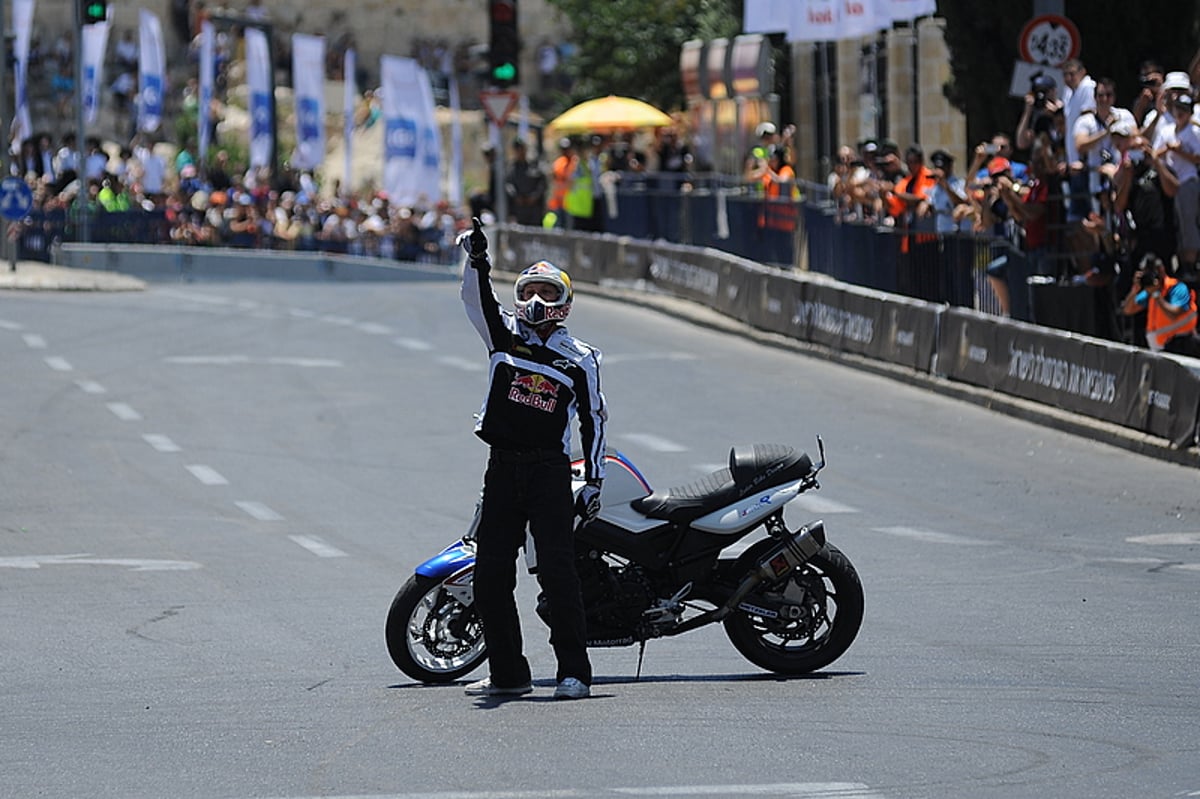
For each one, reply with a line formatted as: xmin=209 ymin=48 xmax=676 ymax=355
xmin=547 ymin=95 xmax=674 ymax=135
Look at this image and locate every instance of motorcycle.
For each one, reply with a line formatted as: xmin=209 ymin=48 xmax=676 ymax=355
xmin=386 ymin=438 xmax=863 ymax=682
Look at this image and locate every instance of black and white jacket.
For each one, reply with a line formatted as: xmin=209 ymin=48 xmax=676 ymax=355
xmin=461 ymin=256 xmax=607 ymax=483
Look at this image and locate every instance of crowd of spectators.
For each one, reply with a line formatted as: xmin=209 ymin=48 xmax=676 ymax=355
xmin=824 ymin=58 xmax=1200 ymax=352
xmin=8 ymin=132 xmax=468 ymax=266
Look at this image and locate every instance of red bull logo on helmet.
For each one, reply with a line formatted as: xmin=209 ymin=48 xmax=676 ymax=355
xmin=508 ymin=373 xmax=560 ymax=412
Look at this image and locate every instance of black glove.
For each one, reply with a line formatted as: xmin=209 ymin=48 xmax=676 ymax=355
xmin=458 ymin=215 xmax=489 ymax=263
xmin=575 ymin=481 xmax=602 ymax=525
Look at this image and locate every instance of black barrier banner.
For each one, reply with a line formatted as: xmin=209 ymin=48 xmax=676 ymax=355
xmin=936 ymin=308 xmax=1200 ymax=442
xmin=788 ymin=281 xmax=938 ymax=371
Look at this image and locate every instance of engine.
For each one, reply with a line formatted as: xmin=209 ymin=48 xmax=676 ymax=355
xmin=536 ymin=552 xmax=660 ymax=646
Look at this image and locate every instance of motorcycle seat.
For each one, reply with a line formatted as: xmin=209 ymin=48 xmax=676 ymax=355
xmin=630 ymin=444 xmax=812 ymax=523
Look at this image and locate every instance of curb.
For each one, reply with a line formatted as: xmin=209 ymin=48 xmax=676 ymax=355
xmin=0 ymin=262 xmax=146 ymax=292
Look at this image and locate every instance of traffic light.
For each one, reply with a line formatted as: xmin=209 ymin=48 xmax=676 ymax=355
xmin=82 ymin=0 xmax=108 ymax=25
xmin=488 ymin=0 xmax=519 ymax=87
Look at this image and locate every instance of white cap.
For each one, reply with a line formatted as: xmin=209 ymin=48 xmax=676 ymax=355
xmin=755 ymin=122 xmax=777 ymax=138
xmin=1163 ymin=71 xmax=1192 ymax=92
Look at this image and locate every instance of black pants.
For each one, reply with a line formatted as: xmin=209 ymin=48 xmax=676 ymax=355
xmin=473 ymin=450 xmax=592 ymax=687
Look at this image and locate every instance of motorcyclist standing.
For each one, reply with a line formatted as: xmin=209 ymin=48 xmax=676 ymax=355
xmin=459 ymin=217 xmax=606 ymax=700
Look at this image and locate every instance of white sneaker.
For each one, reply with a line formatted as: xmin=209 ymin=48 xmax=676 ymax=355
xmin=464 ymin=677 xmax=533 ymax=697
xmin=553 ymin=677 xmax=590 ymax=700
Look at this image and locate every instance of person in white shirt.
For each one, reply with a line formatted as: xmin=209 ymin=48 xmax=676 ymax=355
xmin=1074 ymin=77 xmax=1137 ymax=205
xmin=1062 ymin=58 xmax=1097 ymax=222
xmin=1163 ymin=94 xmax=1200 ymax=273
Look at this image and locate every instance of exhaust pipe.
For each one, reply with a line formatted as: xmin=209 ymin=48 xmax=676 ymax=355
xmin=673 ymin=522 xmax=827 ymax=633
xmin=749 ymin=520 xmax=826 ymax=584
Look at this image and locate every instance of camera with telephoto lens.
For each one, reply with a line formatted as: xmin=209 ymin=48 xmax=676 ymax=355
xmin=1140 ymin=268 xmax=1159 ymax=288
xmin=1031 ymin=74 xmax=1057 ymax=109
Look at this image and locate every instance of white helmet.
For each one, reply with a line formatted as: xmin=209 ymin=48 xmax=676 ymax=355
xmin=514 ymin=261 xmax=573 ymax=326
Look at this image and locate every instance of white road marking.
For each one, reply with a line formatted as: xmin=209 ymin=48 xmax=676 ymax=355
xmin=357 ymin=322 xmax=394 ymax=335
xmin=76 ymin=380 xmax=106 ymax=394
xmin=873 ymin=526 xmax=993 ymax=546
xmin=44 ymin=356 xmax=72 ymax=371
xmin=0 ymin=554 xmax=201 ymax=571
xmin=1126 ymin=532 xmax=1200 ymax=545
xmin=0 ymin=319 xmax=22 ymax=330
xmin=289 ymin=535 xmax=347 ymax=558
xmin=185 ymin=464 xmax=229 ymax=486
xmin=256 ymin=783 xmax=885 ymax=799
xmin=319 ymin=315 xmax=355 ymax=326
xmin=142 ymin=433 xmax=181 ymax=453
xmin=620 ymin=432 xmax=688 ymax=453
xmin=602 ymin=351 xmax=699 ymax=365
xmin=163 ymin=355 xmax=342 ymax=367
xmin=794 ymin=495 xmax=858 ymax=514
xmin=107 ymin=402 xmax=143 ymax=421
xmin=395 ymin=337 xmax=433 ymax=351
xmin=22 ymin=333 xmax=46 ymax=348
xmin=437 ymin=355 xmax=484 ymax=371
xmin=289 ymin=308 xmax=317 ymax=318
xmin=236 ymin=501 xmax=284 ymax=521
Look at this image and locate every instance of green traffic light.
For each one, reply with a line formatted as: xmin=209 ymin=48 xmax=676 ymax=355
xmin=83 ymin=1 xmax=107 ymax=23
xmin=492 ymin=63 xmax=516 ymax=81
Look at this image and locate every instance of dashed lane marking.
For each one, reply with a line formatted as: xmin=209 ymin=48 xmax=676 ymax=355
xmin=236 ymin=501 xmax=284 ymax=521
xmin=436 ymin=355 xmax=484 ymax=371
xmin=106 ymin=402 xmax=142 ymax=421
xmin=289 ymin=535 xmax=347 ymax=558
xmin=0 ymin=319 xmax=23 ymax=330
xmin=395 ymin=337 xmax=433 ymax=351
xmin=254 ymin=783 xmax=886 ymax=799
xmin=22 ymin=333 xmax=46 ymax=348
xmin=76 ymin=380 xmax=106 ymax=394
xmin=44 ymin=356 xmax=72 ymax=371
xmin=142 ymin=433 xmax=181 ymax=453
xmin=185 ymin=464 xmax=229 ymax=486
xmin=1127 ymin=532 xmax=1200 ymax=545
xmin=619 ymin=433 xmax=688 ymax=453
xmin=872 ymin=526 xmax=994 ymax=546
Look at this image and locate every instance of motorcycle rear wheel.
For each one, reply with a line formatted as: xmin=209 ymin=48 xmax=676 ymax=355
xmin=386 ymin=574 xmax=487 ymax=683
xmin=723 ymin=541 xmax=863 ymax=675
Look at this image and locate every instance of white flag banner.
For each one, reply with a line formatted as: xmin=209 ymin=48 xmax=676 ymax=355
xmin=81 ymin=18 xmax=111 ymax=125
xmin=343 ymin=48 xmax=356 ymax=196
xmin=245 ymin=27 xmax=273 ymax=169
xmin=380 ymin=56 xmax=424 ymax=206
xmin=417 ymin=67 xmax=442 ymax=203
xmin=444 ymin=51 xmax=463 ymax=208
xmin=291 ymin=33 xmax=326 ymax=171
xmin=743 ymin=0 xmax=787 ymax=34
xmin=198 ymin=20 xmax=214 ymax=164
xmin=885 ymin=0 xmax=936 ymax=23
xmin=840 ymin=0 xmax=889 ymax=39
xmin=12 ymin=0 xmax=35 ymax=145
xmin=138 ymin=9 xmax=166 ymax=133
xmin=787 ymin=0 xmax=842 ymax=42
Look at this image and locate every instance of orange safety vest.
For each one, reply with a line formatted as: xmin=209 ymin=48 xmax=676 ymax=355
xmin=759 ymin=165 xmax=798 ymax=232
xmin=549 ymin=154 xmax=576 ymax=212
xmin=1146 ymin=276 xmax=1198 ymax=350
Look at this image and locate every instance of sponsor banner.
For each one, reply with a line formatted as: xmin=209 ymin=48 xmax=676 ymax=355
xmin=198 ymin=21 xmax=214 ymax=163
xmin=138 ymin=9 xmax=166 ymax=133
xmin=245 ymin=27 xmax=273 ymax=169
xmin=380 ymin=56 xmax=425 ymax=206
xmin=81 ymin=17 xmax=111 ymax=125
xmin=291 ymin=34 xmax=326 ymax=171
xmin=12 ymin=0 xmax=34 ymax=143
xmin=936 ymin=308 xmax=1200 ymax=443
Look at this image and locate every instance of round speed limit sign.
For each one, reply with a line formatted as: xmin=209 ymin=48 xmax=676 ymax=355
xmin=1019 ymin=14 xmax=1081 ymax=66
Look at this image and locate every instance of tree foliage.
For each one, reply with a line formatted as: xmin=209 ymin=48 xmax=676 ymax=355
xmin=940 ymin=0 xmax=1200 ymax=149
xmin=544 ymin=0 xmax=741 ymax=115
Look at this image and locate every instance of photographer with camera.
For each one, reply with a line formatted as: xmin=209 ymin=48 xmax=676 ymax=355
xmin=1121 ymin=253 xmax=1198 ymax=353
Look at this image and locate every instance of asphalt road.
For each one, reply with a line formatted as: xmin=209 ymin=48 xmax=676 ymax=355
xmin=2 ymin=277 xmax=1198 ymax=799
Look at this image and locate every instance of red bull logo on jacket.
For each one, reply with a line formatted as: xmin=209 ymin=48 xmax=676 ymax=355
xmin=509 ymin=373 xmax=560 ymax=412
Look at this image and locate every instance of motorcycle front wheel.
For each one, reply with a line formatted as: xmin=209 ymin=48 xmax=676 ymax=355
xmin=386 ymin=574 xmax=487 ymax=683
xmin=723 ymin=540 xmax=863 ymax=675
